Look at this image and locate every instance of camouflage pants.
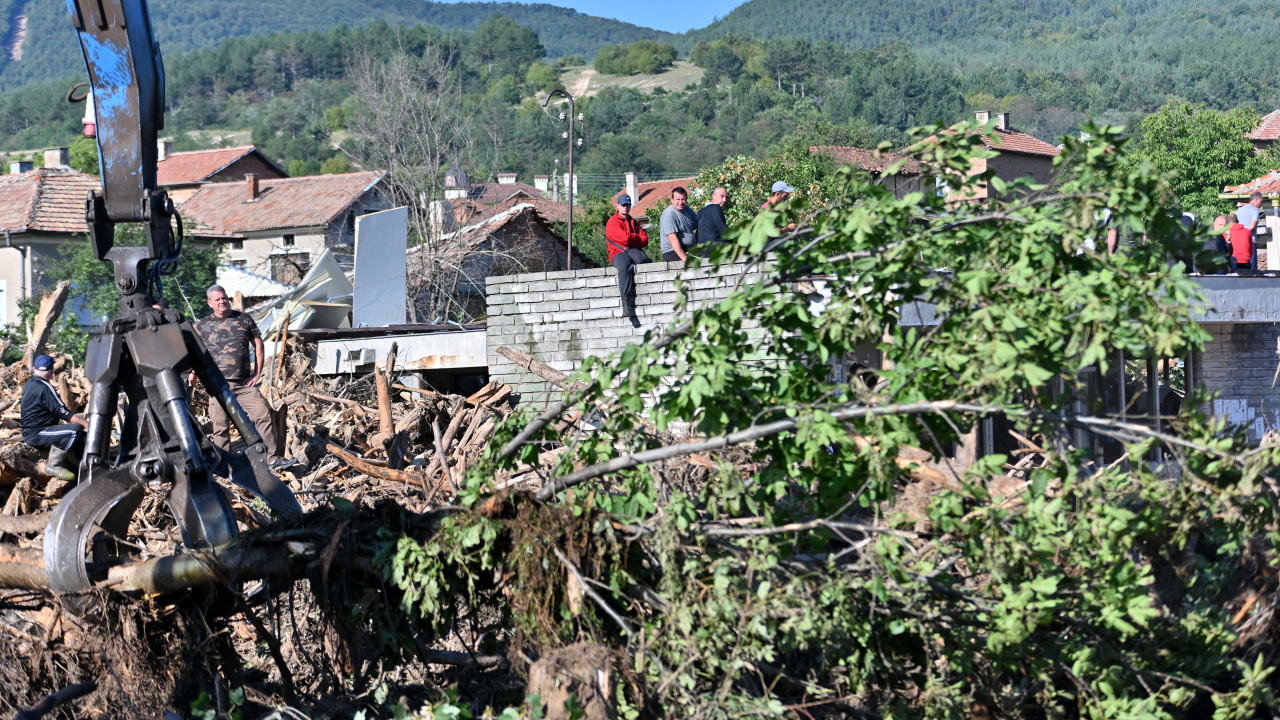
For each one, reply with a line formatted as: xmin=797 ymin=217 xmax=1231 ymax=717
xmin=208 ymin=381 xmax=278 ymax=460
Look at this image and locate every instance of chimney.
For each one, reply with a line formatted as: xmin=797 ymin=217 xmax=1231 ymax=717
xmin=496 ymin=173 xmax=517 ymax=185
xmin=43 ymin=147 xmax=70 ymax=170
xmin=995 ymin=112 xmax=1009 ymax=131
xmin=533 ymin=174 xmax=549 ymax=192
xmin=563 ymin=172 xmax=577 ymax=198
xmin=975 ymin=110 xmax=990 ymax=126
xmin=625 ymin=172 xmax=638 ymax=204
xmin=245 ymin=173 xmax=260 ymax=201
xmin=158 ymin=139 xmax=173 ymax=161
xmin=9 ymin=160 xmax=32 ymax=174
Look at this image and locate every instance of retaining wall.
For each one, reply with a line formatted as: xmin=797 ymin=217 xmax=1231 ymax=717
xmin=485 ymin=260 xmax=778 ymax=405
xmin=1194 ymin=322 xmax=1280 ymax=442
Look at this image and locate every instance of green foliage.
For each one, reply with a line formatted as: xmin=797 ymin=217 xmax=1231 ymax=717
xmin=375 ymin=124 xmax=1280 ymax=715
xmin=524 ymin=61 xmax=560 ymax=93
xmin=552 ymin=55 xmax=585 ymax=70
xmin=1132 ymin=100 xmax=1272 ymax=220
xmin=68 ymin=136 xmax=99 ymax=175
xmin=592 ymin=41 xmax=677 ymax=76
xmin=0 ymin=0 xmax=673 ymax=89
xmin=467 ymin=15 xmax=545 ymax=81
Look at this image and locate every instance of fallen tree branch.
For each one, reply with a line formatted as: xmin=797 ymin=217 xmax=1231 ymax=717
xmin=0 ymin=510 xmax=51 ymax=536
xmin=14 ymin=682 xmax=97 ymax=720
xmin=327 ymin=442 xmax=427 ymax=486
xmin=536 ymin=400 xmax=994 ymax=501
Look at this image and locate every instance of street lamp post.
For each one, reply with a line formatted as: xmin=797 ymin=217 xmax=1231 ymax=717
xmin=543 ymin=88 xmax=578 ymax=269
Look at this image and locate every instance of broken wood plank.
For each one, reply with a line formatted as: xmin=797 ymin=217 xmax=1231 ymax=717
xmin=23 ymin=281 xmax=70 ymax=367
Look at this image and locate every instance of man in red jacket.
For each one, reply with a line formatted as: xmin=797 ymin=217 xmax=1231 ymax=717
xmin=606 ymin=193 xmax=650 ymax=317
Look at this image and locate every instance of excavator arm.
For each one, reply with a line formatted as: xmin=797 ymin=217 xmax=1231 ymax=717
xmin=68 ymin=0 xmax=172 ymax=264
xmin=44 ymin=0 xmax=302 ymax=618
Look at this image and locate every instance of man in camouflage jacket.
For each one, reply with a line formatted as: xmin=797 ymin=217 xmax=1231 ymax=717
xmin=194 ymin=285 xmax=282 ymax=465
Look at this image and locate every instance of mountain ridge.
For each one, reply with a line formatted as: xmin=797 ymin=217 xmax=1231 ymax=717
xmin=0 ymin=0 xmax=675 ymax=89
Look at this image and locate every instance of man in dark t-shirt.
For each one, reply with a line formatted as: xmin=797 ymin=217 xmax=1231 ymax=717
xmin=194 ymin=284 xmax=283 ymax=465
xmin=697 ymin=186 xmax=730 ymax=247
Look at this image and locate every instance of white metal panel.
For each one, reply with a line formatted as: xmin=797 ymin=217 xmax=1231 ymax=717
xmin=353 ymin=207 xmax=408 ymax=327
xmin=307 ymin=329 xmax=487 ymax=375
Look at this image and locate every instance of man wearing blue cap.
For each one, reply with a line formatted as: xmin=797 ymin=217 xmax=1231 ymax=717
xmin=762 ymin=180 xmax=798 ymax=232
xmin=605 ymin=193 xmax=650 ymax=317
xmin=20 ymin=354 xmax=88 ymax=481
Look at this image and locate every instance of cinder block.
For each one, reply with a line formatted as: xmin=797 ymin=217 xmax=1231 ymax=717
xmin=514 ymin=271 xmax=547 ymax=282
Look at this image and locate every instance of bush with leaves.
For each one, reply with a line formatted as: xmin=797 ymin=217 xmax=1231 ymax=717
xmin=374 ymin=123 xmax=1280 ymax=717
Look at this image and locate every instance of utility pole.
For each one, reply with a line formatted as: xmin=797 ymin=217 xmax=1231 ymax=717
xmin=543 ymin=89 xmax=579 ymax=269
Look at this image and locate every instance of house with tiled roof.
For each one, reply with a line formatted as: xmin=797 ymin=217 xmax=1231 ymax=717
xmin=1246 ymin=110 xmax=1280 ymax=153
xmin=915 ymin=112 xmax=1060 ymax=203
xmin=179 ymin=171 xmax=391 ymax=287
xmin=410 ymin=202 xmax=595 ymax=319
xmin=809 ymin=146 xmax=925 ymax=199
xmin=157 ymin=143 xmax=288 ymax=203
xmin=608 ymin=176 xmax=699 ymax=227
xmin=0 ymin=156 xmax=100 ymax=324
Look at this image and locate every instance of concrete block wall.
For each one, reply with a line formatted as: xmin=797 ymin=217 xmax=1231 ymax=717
xmin=1195 ymin=322 xmax=1280 ymax=442
xmin=485 ymin=260 xmax=777 ymax=406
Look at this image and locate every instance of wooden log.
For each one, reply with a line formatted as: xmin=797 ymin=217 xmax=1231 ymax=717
xmin=232 ymin=290 xmax=245 ymax=311
xmin=495 ymin=346 xmax=587 ymax=393
xmin=375 ymin=373 xmax=394 ymax=439
xmin=326 ymin=442 xmax=425 ymax=487
xmin=24 ymin=281 xmax=70 ymax=367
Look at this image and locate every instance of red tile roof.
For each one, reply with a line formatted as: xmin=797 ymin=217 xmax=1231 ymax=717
xmin=156 ymin=146 xmax=285 ymax=186
xmin=0 ymin=168 xmax=99 ymax=234
xmin=1247 ymin=111 xmax=1280 ymax=141
xmin=178 ymin=171 xmax=386 ymax=233
xmin=612 ymin=177 xmax=697 ymax=216
xmin=1223 ymin=170 xmax=1280 ymax=196
xmin=415 ymin=203 xmax=596 ymax=267
xmin=462 ymin=182 xmax=546 ymax=204
xmin=809 ymin=146 xmax=924 ymax=174
xmin=980 ymin=128 xmax=1061 ymax=157
xmin=451 ymin=191 xmax=572 ymax=226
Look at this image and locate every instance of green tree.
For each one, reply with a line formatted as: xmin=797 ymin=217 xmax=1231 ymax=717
xmin=382 ymin=124 xmax=1280 ymax=716
xmin=592 ymin=40 xmax=677 ymax=76
xmin=524 ymin=61 xmax=560 ymax=93
xmin=69 ymin=135 xmax=99 ymax=175
xmin=691 ymin=41 xmax=744 ymax=86
xmin=1132 ymin=100 xmax=1270 ymax=219
xmin=466 ymin=15 xmax=545 ymax=81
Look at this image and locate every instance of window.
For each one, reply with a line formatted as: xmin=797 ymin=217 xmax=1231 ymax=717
xmin=282 ymin=233 xmax=295 ymax=247
xmin=228 ymin=239 xmax=244 ymax=251
xmin=270 ymin=252 xmax=311 ymax=285
xmin=227 ymin=259 xmax=248 ymax=270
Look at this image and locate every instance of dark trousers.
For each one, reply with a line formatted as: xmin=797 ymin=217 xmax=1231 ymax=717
xmin=26 ymin=424 xmax=85 ymax=454
xmin=661 ymin=250 xmax=683 ymax=262
xmin=612 ymin=248 xmax=649 ymax=309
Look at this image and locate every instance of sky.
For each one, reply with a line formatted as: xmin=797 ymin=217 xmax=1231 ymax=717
xmin=441 ymin=0 xmax=744 ymax=34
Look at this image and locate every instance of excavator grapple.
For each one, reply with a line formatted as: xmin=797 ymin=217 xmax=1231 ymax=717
xmin=44 ymin=0 xmax=302 ymax=617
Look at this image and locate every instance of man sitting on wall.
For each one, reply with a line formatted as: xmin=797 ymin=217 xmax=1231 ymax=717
xmin=605 ymin=193 xmax=650 ymax=318
xmin=21 ymin=354 xmax=88 ymax=481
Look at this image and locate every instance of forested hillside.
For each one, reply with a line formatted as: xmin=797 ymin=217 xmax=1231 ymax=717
xmin=682 ymin=0 xmax=1280 ymax=108
xmin=2 ymin=12 xmax=1277 ymax=212
xmin=0 ymin=0 xmax=672 ymax=89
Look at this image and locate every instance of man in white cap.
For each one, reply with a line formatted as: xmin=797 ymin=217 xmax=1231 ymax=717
xmin=762 ymin=180 xmax=797 ymax=232
xmin=20 ymin=354 xmax=88 ymax=481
